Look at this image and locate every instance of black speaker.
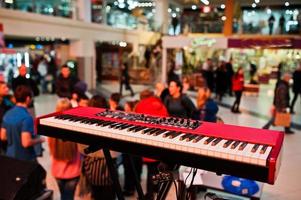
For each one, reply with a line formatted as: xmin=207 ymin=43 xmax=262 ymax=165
xmin=0 ymin=155 xmax=46 ymax=200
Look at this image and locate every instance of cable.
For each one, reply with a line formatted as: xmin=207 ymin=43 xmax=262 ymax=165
xmin=184 ymin=167 xmax=193 ymax=186
xmin=186 ymin=168 xmax=198 ymax=200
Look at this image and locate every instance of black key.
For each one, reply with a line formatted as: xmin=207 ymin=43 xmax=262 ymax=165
xmin=231 ymin=141 xmax=240 ymax=149
xmin=179 ymin=133 xmax=192 ymax=141
xmin=251 ymin=144 xmax=260 ymax=153
xmin=204 ymin=137 xmax=215 ymax=145
xmin=86 ymin=119 xmax=96 ymax=124
xmin=168 ymin=132 xmax=182 ymax=139
xmin=79 ymin=118 xmax=89 ymax=123
xmin=185 ymin=134 xmax=198 ymax=142
xmin=192 ymin=135 xmax=205 ymax=143
xmin=128 ymin=126 xmax=140 ymax=132
xmin=132 ymin=126 xmax=148 ymax=133
xmin=142 ymin=128 xmax=155 ymax=134
xmin=108 ymin=122 xmax=120 ymax=128
xmin=223 ymin=140 xmax=233 ymax=148
xmin=101 ymin=121 xmax=115 ymax=127
xmin=73 ymin=117 xmax=86 ymax=122
xmin=118 ymin=124 xmax=132 ymax=130
xmin=211 ymin=138 xmax=222 ymax=146
xmin=238 ymin=142 xmax=248 ymax=151
xmin=95 ymin=120 xmax=106 ymax=126
xmin=163 ymin=131 xmax=175 ymax=138
xmin=148 ymin=129 xmax=161 ymax=135
xmin=111 ymin=123 xmax=124 ymax=128
xmin=260 ymin=145 xmax=269 ymax=154
xmin=153 ymin=129 xmax=166 ymax=136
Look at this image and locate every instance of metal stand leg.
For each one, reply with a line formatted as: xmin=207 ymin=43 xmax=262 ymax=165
xmin=103 ymin=148 xmax=125 ymax=200
xmin=127 ymin=154 xmax=145 ymax=200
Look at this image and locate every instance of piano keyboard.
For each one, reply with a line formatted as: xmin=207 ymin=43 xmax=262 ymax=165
xmin=36 ymin=107 xmax=284 ymax=184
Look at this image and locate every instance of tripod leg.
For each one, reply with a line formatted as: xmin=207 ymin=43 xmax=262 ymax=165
xmin=103 ymin=148 xmax=125 ymax=200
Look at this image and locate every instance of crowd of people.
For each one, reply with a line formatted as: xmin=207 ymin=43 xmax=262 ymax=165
xmin=0 ymin=60 xmax=299 ymax=199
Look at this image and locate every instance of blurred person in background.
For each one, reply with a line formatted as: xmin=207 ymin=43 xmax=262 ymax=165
xmin=290 ymin=65 xmax=301 ymax=114
xmin=226 ymin=59 xmax=234 ymax=96
xmin=48 ymin=98 xmax=81 ymax=200
xmin=0 ymin=86 xmax=45 ymax=161
xmin=135 ymin=89 xmax=168 ymax=199
xmin=231 ymin=67 xmax=244 ymax=113
xmin=167 ymin=60 xmax=180 ymax=83
xmin=56 ymin=65 xmax=79 ymax=99
xmin=202 ymin=58 xmax=214 ymax=92
xmin=77 ymin=94 xmax=89 ymax=107
xmin=37 ymin=57 xmax=49 ymax=93
xmin=122 ymin=100 xmax=142 ymax=197
xmin=0 ymin=81 xmax=14 ymax=154
xmin=119 ymin=63 xmax=134 ymax=97
xmin=78 ymin=95 xmax=117 ymax=200
xmin=109 ymin=93 xmax=123 ymax=111
xmin=164 ymin=80 xmax=196 ymax=119
xmin=215 ymin=61 xmax=227 ymax=101
xmin=263 ymin=73 xmax=294 ymax=134
xmin=192 ymin=87 xmax=219 ymax=122
xmin=155 ymin=82 xmax=169 ymax=102
xmin=12 ymin=64 xmax=39 ymax=96
xmin=12 ymin=64 xmax=39 ymax=118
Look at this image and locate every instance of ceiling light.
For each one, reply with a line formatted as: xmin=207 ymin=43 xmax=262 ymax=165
xmin=192 ymin=5 xmax=197 ymax=10
xmin=200 ymin=0 xmax=209 ymax=6
xmin=220 ymin=4 xmax=225 ymax=9
xmin=252 ymin=3 xmax=256 ymax=8
xmin=221 ymin=16 xmax=226 ymax=21
xmin=285 ymin=2 xmax=289 ymax=6
xmin=255 ymin=0 xmax=260 ymax=3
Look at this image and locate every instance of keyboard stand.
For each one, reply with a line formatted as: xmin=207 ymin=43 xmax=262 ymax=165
xmin=84 ymin=145 xmax=145 ymax=200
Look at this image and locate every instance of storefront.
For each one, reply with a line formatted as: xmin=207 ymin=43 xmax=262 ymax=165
xmin=161 ymin=35 xmax=301 ymax=84
xmin=161 ymin=35 xmax=228 ymax=83
xmin=228 ymin=37 xmax=301 ymax=83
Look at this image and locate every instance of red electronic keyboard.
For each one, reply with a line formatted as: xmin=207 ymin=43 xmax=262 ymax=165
xmin=36 ymin=107 xmax=284 ymax=184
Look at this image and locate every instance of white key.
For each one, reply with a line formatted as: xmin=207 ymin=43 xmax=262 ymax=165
xmin=250 ymin=145 xmax=263 ymax=165
xmin=258 ymin=146 xmax=272 ymax=166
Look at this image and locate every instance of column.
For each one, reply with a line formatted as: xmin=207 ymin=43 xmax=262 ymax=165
xmin=223 ymin=0 xmax=234 ymax=36
xmin=69 ymin=39 xmax=96 ymax=90
xmin=102 ymin=0 xmax=107 ymax=25
xmin=155 ymin=0 xmax=169 ymax=33
xmin=76 ymin=0 xmax=92 ymax=22
xmin=161 ymin=48 xmax=167 ymax=84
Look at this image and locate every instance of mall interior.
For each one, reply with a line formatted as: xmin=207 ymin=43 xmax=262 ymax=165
xmin=0 ymin=0 xmax=301 ymax=200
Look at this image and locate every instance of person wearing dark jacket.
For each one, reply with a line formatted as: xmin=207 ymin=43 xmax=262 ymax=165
xmin=263 ymin=73 xmax=294 ymax=134
xmin=164 ymin=80 xmax=196 ymax=119
xmin=119 ymin=63 xmax=134 ymax=97
xmin=215 ymin=62 xmax=228 ymax=101
xmin=12 ymin=64 xmax=39 ymax=96
xmin=55 ymin=65 xmax=79 ymax=99
xmin=290 ymin=65 xmax=301 ymax=114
